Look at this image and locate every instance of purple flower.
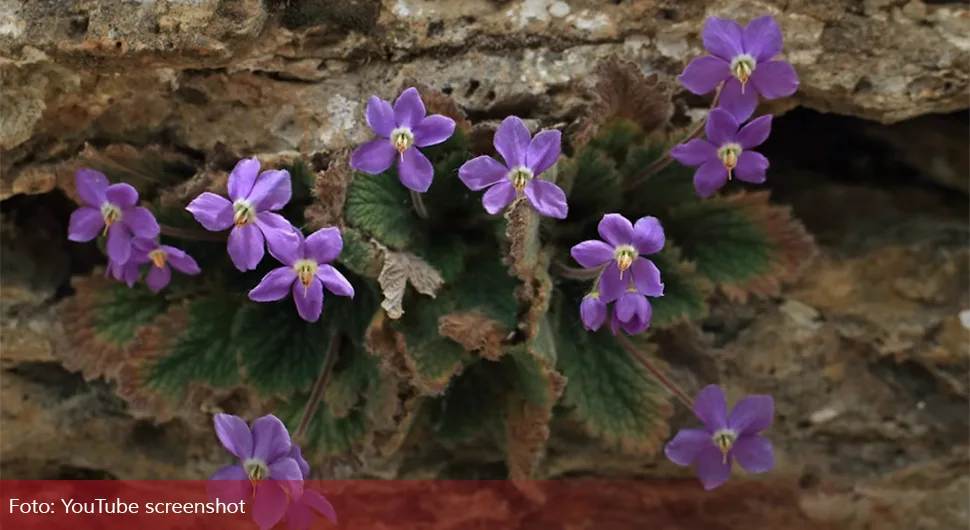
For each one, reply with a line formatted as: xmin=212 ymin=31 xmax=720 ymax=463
xmin=458 ymin=116 xmax=568 ymax=219
xmin=608 ymin=290 xmax=653 ymax=336
xmin=106 ymin=257 xmax=141 ymax=287
xmin=580 ymin=294 xmax=607 ymax=331
xmin=665 ymin=385 xmax=775 ymax=490
xmin=248 ymin=227 xmax=355 ymax=323
xmin=570 ymin=214 xmax=665 ymax=303
xmin=679 ymin=15 xmax=799 ymax=122
xmin=185 ymin=157 xmax=298 ymax=272
xmin=349 ymin=87 xmax=456 ymax=193
xmin=284 ymin=446 xmax=338 ymax=530
xmin=209 ymin=414 xmax=304 ymax=530
xmin=67 ymin=168 xmax=160 ymax=264
xmin=670 ymin=108 xmax=772 ymax=198
xmin=130 ymin=238 xmax=201 ymax=293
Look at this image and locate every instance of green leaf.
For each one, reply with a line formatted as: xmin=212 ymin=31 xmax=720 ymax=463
xmin=584 ymin=118 xmax=643 ymax=164
xmin=503 ymin=315 xmax=559 ymax=407
xmin=620 ymin=137 xmax=699 ymax=214
xmin=325 ymin=345 xmax=381 ymax=418
xmin=94 ymin=283 xmax=169 ymax=345
xmin=662 ymin=200 xmax=772 ymax=286
xmin=345 ymin=169 xmax=416 ymax=249
xmin=145 ymin=297 xmax=242 ymax=392
xmin=278 ymin=396 xmax=370 ymax=458
xmin=552 ymin=284 xmax=672 ymax=454
xmin=559 ymin=146 xmax=623 ymax=224
xmin=337 ymin=227 xmax=381 ymax=278
xmin=431 ymin=360 xmax=504 ymax=445
xmin=648 ymin=246 xmax=707 ymax=327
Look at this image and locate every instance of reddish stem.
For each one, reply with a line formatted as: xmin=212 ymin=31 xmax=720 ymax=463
xmin=615 ymin=332 xmax=694 ymax=410
xmin=158 ymin=224 xmax=226 ymax=242
xmin=294 ymin=334 xmax=341 ymax=443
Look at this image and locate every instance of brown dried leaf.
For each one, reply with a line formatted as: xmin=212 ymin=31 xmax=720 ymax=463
xmin=305 ymin=148 xmax=353 ymax=230
xmin=377 ymin=247 xmax=444 ymax=320
xmin=399 ymin=79 xmax=472 ymax=135
xmin=573 ymin=57 xmax=674 ymax=150
xmin=713 ymin=191 xmax=819 ymax=303
xmin=503 ymin=197 xmax=542 ymax=283
xmin=365 ymin=312 xmax=458 ymax=395
xmin=505 ymin=369 xmax=567 ymax=480
xmin=438 ymin=311 xmax=507 ymax=361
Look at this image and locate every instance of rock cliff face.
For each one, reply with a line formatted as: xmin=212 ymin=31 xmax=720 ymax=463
xmin=1 ymin=1 xmax=967 ymax=529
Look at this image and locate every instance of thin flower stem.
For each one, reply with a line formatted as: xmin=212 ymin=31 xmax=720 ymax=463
xmin=622 ymin=83 xmax=724 ymax=191
xmin=551 ymin=261 xmax=603 ymax=281
xmin=410 ymin=190 xmax=429 ymax=219
xmin=294 ymin=334 xmax=341 ymax=443
xmin=158 ymin=224 xmax=226 ymax=242
xmin=615 ymin=333 xmax=694 ymax=410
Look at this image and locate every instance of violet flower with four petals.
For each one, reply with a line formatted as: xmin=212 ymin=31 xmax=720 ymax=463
xmin=458 ymin=116 xmax=568 ymax=219
xmin=670 ymin=108 xmax=772 ymax=198
xmin=248 ymin=227 xmax=355 ymax=323
xmin=679 ymin=15 xmax=799 ymax=122
xmin=665 ymin=385 xmax=775 ymax=490
xmin=130 ymin=238 xmax=201 ymax=292
xmin=350 ymin=87 xmax=456 ymax=193
xmin=185 ymin=157 xmax=298 ymax=272
xmin=209 ymin=414 xmax=304 ymax=530
xmin=68 ymin=168 xmax=160 ymax=263
xmin=284 ymin=446 xmax=338 ymax=530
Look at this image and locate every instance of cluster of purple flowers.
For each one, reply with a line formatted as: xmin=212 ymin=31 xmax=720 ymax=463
xmin=66 ymin=13 xmax=794 ymax=498
xmin=671 ymin=15 xmax=798 ymax=197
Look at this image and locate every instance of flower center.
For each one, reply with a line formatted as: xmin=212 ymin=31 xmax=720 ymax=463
xmin=148 ymin=249 xmax=168 ymax=268
xmin=730 ymin=54 xmax=756 ymax=92
xmin=613 ymin=245 xmax=638 ymax=278
xmin=390 ymin=127 xmax=414 ymax=155
xmin=712 ymin=429 xmax=738 ymax=465
xmin=717 ymin=143 xmax=742 ymax=180
xmin=508 ymin=166 xmax=533 ymax=192
xmin=233 ymin=199 xmax=256 ymax=228
xmin=100 ymin=203 xmax=122 ymax=235
xmin=293 ymin=259 xmax=319 ymax=296
xmin=243 ymin=458 xmax=269 ymax=484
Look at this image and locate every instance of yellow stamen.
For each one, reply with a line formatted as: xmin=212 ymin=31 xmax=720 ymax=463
xmin=233 ymin=199 xmax=255 ymax=228
xmin=294 ymin=259 xmax=319 ymax=298
xmin=101 ymin=204 xmax=122 ymax=235
xmin=712 ymin=430 xmax=737 ymax=465
xmin=613 ymin=245 xmax=637 ymax=280
xmin=509 ymin=167 xmax=532 ymax=192
xmin=149 ymin=249 xmax=167 ymax=268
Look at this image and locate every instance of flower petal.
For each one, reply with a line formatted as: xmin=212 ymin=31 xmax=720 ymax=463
xmin=228 ymin=157 xmax=262 ymax=201
xmin=228 ymin=223 xmax=265 ymax=271
xmin=316 ymin=264 xmax=355 ymax=298
xmin=286 ymin=499 xmax=313 ymax=530
xmin=735 ymin=151 xmax=769 ymax=184
xmin=493 ymin=116 xmax=531 ymax=168
xmin=393 ymin=87 xmax=426 ymax=129
xmin=524 ymin=179 xmax=568 ymax=219
xmin=580 ymin=296 xmax=607 ymax=331
xmin=268 ymin=457 xmax=305 ymax=500
xmin=597 ymin=213 xmax=634 ymax=247
xmin=105 ymin=183 xmax=138 ymax=208
xmin=678 ymin=56 xmax=731 ymax=95
xmin=632 ymin=216 xmax=665 ymax=255
xmin=186 ymin=192 xmax=234 ymax=231
xmin=728 ymin=394 xmax=774 ymax=434
xmin=398 ymin=147 xmax=434 ymax=193
xmin=67 ymin=207 xmax=105 ymax=242
xmin=304 ymin=226 xmax=343 ymax=264
xmin=349 ymin=139 xmax=396 ymax=175
xmin=145 ymin=264 xmax=171 ymax=293
xmin=106 ymin=223 xmax=133 ymax=264
xmin=598 ymin=262 xmax=625 ymax=303
xmin=669 ymin=138 xmax=718 ymax=168
xmin=525 ymin=129 xmax=562 ymax=176
xmin=255 ymin=212 xmax=300 ymax=266
xmin=481 ymin=180 xmax=516 ymax=214
xmin=75 ymin=168 xmax=109 ymax=206
xmin=702 ymin=17 xmax=744 ymax=62
xmin=750 ymin=60 xmax=799 ymax=99
xmin=164 ymin=247 xmax=201 ymax=275
xmin=247 ymin=169 xmax=292 ymax=211
xmin=249 ymin=267 xmax=297 ymax=302
xmin=214 ymin=413 xmax=254 ymax=459
xmin=695 ymin=445 xmax=733 ymax=490
xmin=122 ymin=206 xmax=160 ymax=239
xmin=293 ymin=277 xmax=325 ymax=323
xmin=732 ymin=434 xmax=775 ymax=474
xmin=570 ymin=240 xmax=614 ymax=268
xmin=615 ymin=292 xmax=642 ymax=323
xmin=693 ymin=161 xmax=729 ymax=198
xmin=208 ymin=465 xmax=251 ymax=505
xmin=705 ymin=108 xmax=740 ymax=146
xmin=459 ymin=156 xmax=508 ymax=191
xmin=737 ymin=114 xmax=773 ymax=149
xmin=413 ymin=115 xmax=456 ymax=147
xmin=365 ymin=95 xmax=396 ymax=137
xmin=631 ymin=258 xmax=664 ymax=297
xmin=253 ymin=481 xmax=288 ymax=530
xmin=718 ymin=77 xmax=759 ymax=123
xmin=664 ymin=428 xmax=712 ymax=466
xmin=693 ymin=384 xmax=729 ymax=432
xmin=289 ymin=446 xmax=311 ymax=478
xmin=301 ymin=489 xmax=338 ymax=523
xmin=251 ymin=414 xmax=293 ymax=463
xmin=743 ymin=15 xmax=783 ymax=62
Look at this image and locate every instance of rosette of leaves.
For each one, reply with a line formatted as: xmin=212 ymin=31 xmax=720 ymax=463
xmin=55 ymin=64 xmax=815 ymax=479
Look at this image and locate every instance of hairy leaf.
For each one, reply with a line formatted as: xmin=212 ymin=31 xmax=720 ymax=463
xmin=344 ymin=169 xmax=416 ymax=249
xmin=305 ymin=149 xmax=352 ymax=231
xmin=438 ymin=311 xmax=507 ymax=361
xmin=326 ymin=345 xmax=385 ymax=419
xmin=337 ymin=228 xmax=382 ymax=278
xmin=503 ymin=198 xmax=542 ymax=282
xmin=279 ymin=396 xmax=371 ymax=459
xmin=648 ymin=245 xmax=708 ymax=327
xmin=430 ymin=361 xmax=504 ymax=446
xmin=377 ymin=246 xmax=444 ymax=320
xmin=620 ymin=133 xmax=700 ymax=213
xmin=559 ymin=144 xmax=623 ymax=224
xmin=553 ymin=284 xmax=672 ymax=454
